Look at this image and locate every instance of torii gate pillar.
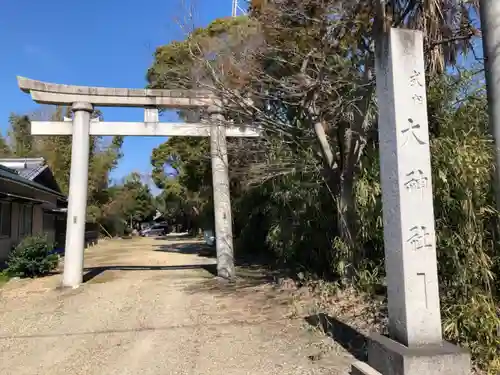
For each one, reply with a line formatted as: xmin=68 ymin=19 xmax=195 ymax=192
xmin=63 ymin=102 xmax=93 ymax=288
xmin=209 ymin=105 xmax=235 ymax=280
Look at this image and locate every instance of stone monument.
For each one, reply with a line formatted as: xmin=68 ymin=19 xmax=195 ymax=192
xmin=352 ymin=28 xmax=470 ymax=375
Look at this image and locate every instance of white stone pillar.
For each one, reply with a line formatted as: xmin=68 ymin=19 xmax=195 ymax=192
xmin=480 ymin=0 xmax=500 ymax=213
xmin=209 ymin=106 xmax=235 ymax=280
xmin=62 ymin=102 xmax=92 ymax=288
xmin=376 ymin=28 xmax=442 ymax=348
xmin=359 ymin=28 xmax=470 ymax=375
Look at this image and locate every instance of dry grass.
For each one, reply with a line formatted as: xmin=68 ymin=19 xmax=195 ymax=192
xmin=273 ymin=279 xmax=486 ymax=375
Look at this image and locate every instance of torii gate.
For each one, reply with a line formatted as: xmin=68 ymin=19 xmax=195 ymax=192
xmin=17 ymin=76 xmax=260 ymax=288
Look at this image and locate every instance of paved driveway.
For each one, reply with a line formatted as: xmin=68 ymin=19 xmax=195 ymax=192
xmin=0 ymin=238 xmax=354 ymax=375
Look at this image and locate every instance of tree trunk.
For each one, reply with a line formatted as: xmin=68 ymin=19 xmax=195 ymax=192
xmin=337 ymin=177 xmax=358 ymax=278
xmin=314 ymin=112 xmax=368 ymax=279
xmin=314 ymin=121 xmax=336 ymax=169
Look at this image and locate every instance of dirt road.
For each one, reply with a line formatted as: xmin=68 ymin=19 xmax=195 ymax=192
xmin=0 ymin=237 xmax=355 ymax=375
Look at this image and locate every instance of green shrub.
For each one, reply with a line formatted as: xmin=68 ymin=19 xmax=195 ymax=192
xmin=0 ymin=270 xmax=10 ymax=286
xmin=7 ymin=234 xmax=58 ymax=278
xmin=443 ymin=294 xmax=500 ymax=374
xmin=233 ymin=72 xmax=499 ymax=373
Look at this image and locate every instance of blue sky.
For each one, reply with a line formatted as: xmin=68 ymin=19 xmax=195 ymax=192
xmin=0 ymin=1 xmax=484 ymax=193
xmin=0 ymin=0 xmax=233 ymax=191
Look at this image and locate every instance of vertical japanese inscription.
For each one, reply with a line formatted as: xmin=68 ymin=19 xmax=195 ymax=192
xmin=404 ymin=169 xmax=428 ymax=195
xmin=406 ymin=226 xmax=433 ymax=251
xmin=412 ymin=93 xmax=423 ymax=104
xmin=401 ymin=118 xmax=426 ymax=146
xmin=402 ymin=69 xmax=426 ymax=147
xmin=409 ymin=70 xmax=424 ymax=88
xmin=404 ymin=66 xmax=433 ymax=254
xmin=409 ymin=69 xmax=425 ymax=105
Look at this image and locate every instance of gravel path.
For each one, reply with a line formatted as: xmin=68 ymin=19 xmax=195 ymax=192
xmin=0 ymin=237 xmax=354 ymax=375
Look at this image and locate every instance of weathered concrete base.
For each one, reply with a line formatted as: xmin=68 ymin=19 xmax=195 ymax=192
xmin=351 ymin=361 xmax=382 ymax=375
xmin=352 ymin=333 xmax=470 ymax=375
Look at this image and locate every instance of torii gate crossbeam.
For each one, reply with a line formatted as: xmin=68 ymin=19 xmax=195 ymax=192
xmin=18 ymin=76 xmax=259 ymax=288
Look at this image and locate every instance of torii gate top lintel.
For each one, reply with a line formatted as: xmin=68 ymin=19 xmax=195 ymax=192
xmin=17 ymin=76 xmax=260 ymax=138
xmin=17 ymin=76 xmax=216 ymax=108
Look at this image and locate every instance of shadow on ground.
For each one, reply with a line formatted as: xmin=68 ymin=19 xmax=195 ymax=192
xmin=154 ymin=233 xmax=199 ymax=240
xmin=154 ymin=242 xmax=215 ymax=257
xmin=154 ymin=241 xmax=281 ymax=270
xmin=181 ymin=262 xmax=292 ymax=305
xmin=152 ymin=241 xmax=293 ymax=297
xmin=83 ymin=264 xmax=217 ymax=283
xmin=0 ymin=322 xmax=242 ymax=340
xmin=83 ymin=239 xmax=292 ymax=304
xmin=305 ymin=313 xmax=369 ymax=361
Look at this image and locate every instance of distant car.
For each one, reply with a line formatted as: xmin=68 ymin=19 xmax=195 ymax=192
xmin=140 ymin=223 xmax=169 ymax=237
xmin=203 ymin=229 xmax=216 ymax=247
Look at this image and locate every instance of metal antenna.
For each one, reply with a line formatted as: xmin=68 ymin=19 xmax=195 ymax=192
xmin=231 ymin=0 xmax=246 ymax=16
xmin=232 ymin=0 xmax=237 ymax=16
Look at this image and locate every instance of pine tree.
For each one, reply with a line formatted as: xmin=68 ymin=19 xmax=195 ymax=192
xmin=8 ymin=114 xmax=33 ymax=157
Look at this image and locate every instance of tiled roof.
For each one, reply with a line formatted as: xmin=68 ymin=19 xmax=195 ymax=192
xmin=0 ymin=158 xmax=48 ymax=181
xmin=0 ymin=163 xmax=64 ymax=198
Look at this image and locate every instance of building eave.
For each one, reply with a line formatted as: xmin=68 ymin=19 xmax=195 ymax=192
xmin=0 ymin=165 xmax=66 ymax=199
